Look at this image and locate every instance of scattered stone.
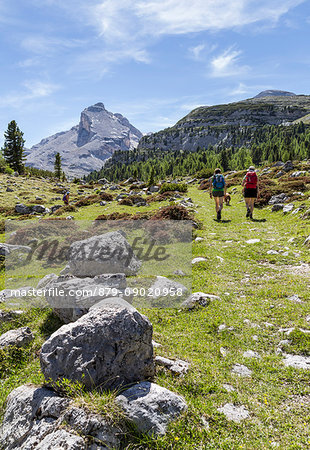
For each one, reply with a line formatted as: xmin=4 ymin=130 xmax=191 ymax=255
xmin=6 ymin=187 xmax=14 ymax=192
xmin=0 ymin=327 xmax=34 ymax=349
xmin=100 ymin=200 xmax=106 ymax=206
xmin=218 ymin=324 xmax=226 ymax=332
xmin=152 ymin=340 xmax=162 ymax=348
xmin=40 ymin=300 xmax=155 ymax=390
xmin=0 ymin=385 xmax=121 ymax=450
xmin=15 ymin=203 xmax=32 ymax=214
xmin=0 ymin=310 xmax=23 ymax=323
xmin=66 ymin=231 xmax=141 ymax=277
xmin=223 ymin=384 xmax=235 ymax=392
xmin=252 ymin=335 xmax=259 ymax=341
xmin=269 ymin=193 xmax=287 ymax=205
xmin=278 ymin=327 xmax=295 ymax=336
xmin=36 ymin=273 xmax=58 ymax=289
xmin=231 ymin=364 xmax=252 ymax=377
xmin=149 ymin=185 xmax=159 ymax=193
xmin=116 ymin=381 xmax=187 ymax=436
xmin=243 ymin=350 xmax=260 ymax=359
xmin=216 ymin=255 xmax=224 ymax=263
xmin=173 ymin=269 xmax=186 ymax=276
xmin=282 ymin=160 xmax=294 ymax=172
xmin=288 ymin=294 xmax=303 ymax=303
xmin=0 ymin=243 xmax=31 ymax=256
xmin=272 ymin=203 xmax=284 ymax=212
xmin=283 ymin=204 xmax=294 ymax=213
xmin=217 ymin=403 xmax=250 ymax=423
xmin=155 ymin=356 xmax=189 ymax=375
xmin=50 ymin=204 xmax=63 ymax=213
xmin=195 ymin=237 xmax=204 ymax=242
xmin=246 ymin=239 xmax=260 ymax=244
xmin=220 ymin=347 xmax=228 ymax=357
xmin=192 ymin=257 xmax=207 ymax=264
xmin=267 ymin=250 xmax=279 ymax=255
xmin=181 ymin=292 xmax=221 ymax=309
xmin=148 ymin=276 xmax=188 ymax=303
xmin=303 ymin=235 xmax=310 ymax=246
xmin=283 ymin=354 xmax=310 ymax=370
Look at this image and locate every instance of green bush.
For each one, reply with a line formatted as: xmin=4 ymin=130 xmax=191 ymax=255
xmin=160 ymin=183 xmax=188 ymax=194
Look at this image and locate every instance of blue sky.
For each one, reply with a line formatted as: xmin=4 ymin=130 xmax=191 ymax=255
xmin=0 ymin=0 xmax=310 ymax=147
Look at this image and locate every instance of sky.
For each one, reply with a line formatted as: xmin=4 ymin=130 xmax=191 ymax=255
xmin=0 ymin=0 xmax=310 ymax=147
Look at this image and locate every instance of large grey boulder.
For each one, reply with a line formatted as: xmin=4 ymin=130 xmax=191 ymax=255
xmin=0 ymin=385 xmax=121 ymax=449
xmin=0 ymin=327 xmax=33 ymax=349
xmin=44 ymin=273 xmax=131 ymax=323
xmin=283 ymin=354 xmax=310 ymax=370
xmin=283 ymin=160 xmax=294 ymax=172
xmin=40 ymin=300 xmax=155 ymax=390
xmin=116 ymin=381 xmax=187 ymax=436
xmin=0 ymin=243 xmax=31 ymax=256
xmin=66 ymin=231 xmax=141 ymax=277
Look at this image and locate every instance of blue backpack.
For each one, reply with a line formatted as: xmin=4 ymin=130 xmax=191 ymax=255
xmin=212 ymin=174 xmax=225 ymax=189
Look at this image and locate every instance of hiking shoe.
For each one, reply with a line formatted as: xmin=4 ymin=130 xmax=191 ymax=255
xmin=249 ymin=212 xmax=253 ymax=219
xmin=217 ymin=211 xmax=221 ymax=221
xmin=246 ymin=209 xmax=250 ymax=218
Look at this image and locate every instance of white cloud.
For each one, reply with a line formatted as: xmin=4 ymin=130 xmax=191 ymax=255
xmin=0 ymin=81 xmax=61 ymax=108
xmin=189 ymin=44 xmax=205 ymax=60
xmin=79 ymin=0 xmax=305 ymax=66
xmin=210 ymin=48 xmax=249 ymax=77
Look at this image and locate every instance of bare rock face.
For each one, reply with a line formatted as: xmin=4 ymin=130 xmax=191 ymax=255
xmin=116 ymin=381 xmax=187 ymax=436
xmin=40 ymin=300 xmax=155 ymax=390
xmin=0 ymin=385 xmax=121 ymax=449
xmin=25 ymin=102 xmax=143 ymax=178
xmin=66 ymin=231 xmax=141 ymax=277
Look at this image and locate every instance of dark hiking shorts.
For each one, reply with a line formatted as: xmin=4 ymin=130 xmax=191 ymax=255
xmin=244 ymin=188 xmax=257 ymax=198
xmin=212 ymin=190 xmax=224 ymax=197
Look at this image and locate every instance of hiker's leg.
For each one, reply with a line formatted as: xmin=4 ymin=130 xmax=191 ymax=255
xmin=219 ymin=197 xmax=224 ymax=211
xmin=250 ymin=198 xmax=255 ymax=213
xmin=214 ymin=197 xmax=220 ymax=212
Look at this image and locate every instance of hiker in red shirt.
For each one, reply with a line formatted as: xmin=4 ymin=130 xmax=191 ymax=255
xmin=242 ymin=166 xmax=258 ymax=219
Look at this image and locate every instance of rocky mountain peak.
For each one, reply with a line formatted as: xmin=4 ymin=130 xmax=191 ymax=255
xmin=25 ymin=103 xmax=143 ymax=178
xmin=254 ymin=90 xmax=296 ymax=98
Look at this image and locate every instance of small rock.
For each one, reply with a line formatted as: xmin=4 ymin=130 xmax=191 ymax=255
xmin=0 ymin=327 xmax=34 ymax=349
xmin=283 ymin=204 xmax=294 ymax=213
xmin=217 ymin=403 xmax=250 ymax=423
xmin=116 ymin=381 xmax=187 ymax=436
xmin=272 ymin=203 xmax=284 ymax=212
xmin=195 ymin=237 xmax=204 ymax=242
xmin=283 ymin=354 xmax=310 ymax=370
xmin=218 ymin=324 xmax=226 ymax=332
xmin=231 ymin=364 xmax=252 ymax=377
xmin=155 ymin=356 xmax=189 ymax=375
xmin=288 ymin=294 xmax=303 ymax=303
xmin=243 ymin=350 xmax=260 ymax=359
xmin=246 ymin=239 xmax=260 ymax=244
xmin=223 ymin=384 xmax=235 ymax=392
xmin=220 ymin=347 xmax=228 ymax=357
xmin=192 ymin=257 xmax=207 ymax=264
xmin=181 ymin=292 xmax=221 ymax=309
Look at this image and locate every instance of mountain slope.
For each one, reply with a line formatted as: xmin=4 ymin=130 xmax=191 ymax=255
xmin=25 ymin=103 xmax=143 ymax=178
xmin=137 ymin=94 xmax=310 ymax=153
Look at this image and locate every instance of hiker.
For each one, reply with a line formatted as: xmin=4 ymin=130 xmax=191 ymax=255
xmin=242 ymin=166 xmax=258 ymax=219
xmin=209 ymin=168 xmax=226 ymax=221
xmin=63 ymin=191 xmax=70 ymax=205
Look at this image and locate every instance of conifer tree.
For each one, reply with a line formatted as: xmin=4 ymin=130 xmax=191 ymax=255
xmin=2 ymin=120 xmax=26 ymax=173
xmin=54 ymin=152 xmax=62 ymax=179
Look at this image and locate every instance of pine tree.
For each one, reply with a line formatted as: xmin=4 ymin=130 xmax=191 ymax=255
xmin=54 ymin=153 xmax=62 ymax=179
xmin=2 ymin=120 xmax=26 ymax=173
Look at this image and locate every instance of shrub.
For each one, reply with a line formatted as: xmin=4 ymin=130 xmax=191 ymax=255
xmin=151 ymin=204 xmax=192 ymax=220
xmin=148 ymin=191 xmax=175 ymax=202
xmin=196 ymin=168 xmax=214 ymax=179
xmin=54 ymin=205 xmax=77 ymax=215
xmin=160 ymin=183 xmax=188 ymax=194
xmin=279 ymin=180 xmax=307 ymax=193
xmin=198 ymin=180 xmax=210 ymax=190
xmin=100 ymin=192 xmax=114 ymax=201
xmin=74 ymin=195 xmax=100 ymax=207
xmin=119 ymin=197 xmax=134 ymax=206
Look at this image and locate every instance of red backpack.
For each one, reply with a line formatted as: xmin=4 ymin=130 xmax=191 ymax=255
xmin=245 ymin=171 xmax=257 ymax=189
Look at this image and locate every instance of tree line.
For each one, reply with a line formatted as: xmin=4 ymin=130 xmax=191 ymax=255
xmin=85 ymin=122 xmax=310 ymax=182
